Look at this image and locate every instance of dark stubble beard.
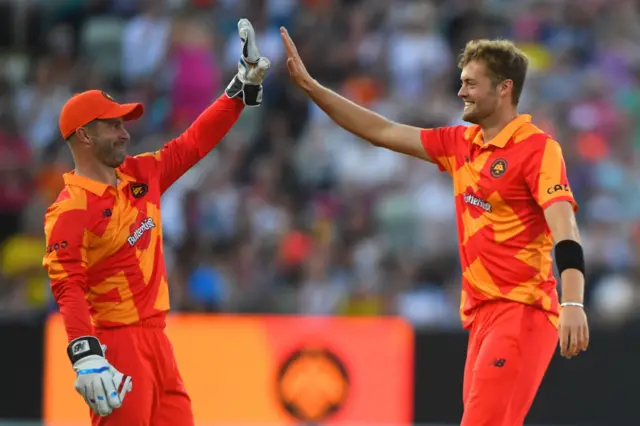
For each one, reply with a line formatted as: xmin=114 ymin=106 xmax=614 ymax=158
xmin=93 ymin=138 xmax=126 ymax=168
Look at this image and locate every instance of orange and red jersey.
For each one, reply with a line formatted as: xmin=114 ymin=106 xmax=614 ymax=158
xmin=43 ymin=95 xmax=244 ymax=341
xmin=421 ymin=115 xmax=577 ymax=329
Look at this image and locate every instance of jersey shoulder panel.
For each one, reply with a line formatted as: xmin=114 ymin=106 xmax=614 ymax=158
xmin=512 ymin=123 xmax=548 ymax=146
xmin=119 ymin=153 xmax=159 ymax=181
xmin=47 ymin=186 xmax=89 ymax=216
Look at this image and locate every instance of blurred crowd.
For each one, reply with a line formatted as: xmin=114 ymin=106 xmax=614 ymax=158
xmin=1 ymin=0 xmax=639 ymax=329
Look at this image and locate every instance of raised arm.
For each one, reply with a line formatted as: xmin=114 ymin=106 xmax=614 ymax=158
xmin=125 ymin=19 xmax=271 ymax=194
xmin=280 ymin=27 xmax=430 ymax=162
xmin=126 ymin=95 xmax=245 ymax=193
xmin=303 ymin=82 xmax=427 ymax=159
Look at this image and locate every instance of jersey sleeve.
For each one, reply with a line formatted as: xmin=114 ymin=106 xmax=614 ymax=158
xmin=524 ymin=138 xmax=578 ymax=211
xmin=127 ymin=94 xmax=244 ymax=194
xmin=43 ymin=202 xmax=92 ymax=342
xmin=420 ymin=126 xmax=465 ymax=175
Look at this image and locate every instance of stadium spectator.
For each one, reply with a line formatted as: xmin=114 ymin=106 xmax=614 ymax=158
xmin=1 ymin=0 xmax=640 ymax=328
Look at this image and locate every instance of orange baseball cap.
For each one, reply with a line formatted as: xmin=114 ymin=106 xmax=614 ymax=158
xmin=59 ymin=90 xmax=144 ymax=139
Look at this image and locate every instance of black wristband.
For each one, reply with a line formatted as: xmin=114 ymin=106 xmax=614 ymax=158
xmin=554 ymin=240 xmax=585 ymax=276
xmin=241 ymin=84 xmax=263 ymax=106
xmin=224 ymin=76 xmax=263 ymax=106
xmin=67 ymin=336 xmax=104 ymax=364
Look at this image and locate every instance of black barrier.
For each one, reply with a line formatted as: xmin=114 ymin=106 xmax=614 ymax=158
xmin=0 ymin=318 xmax=44 ymax=419
xmin=2 ymin=317 xmax=639 ymax=425
xmin=413 ymin=328 xmax=637 ymax=426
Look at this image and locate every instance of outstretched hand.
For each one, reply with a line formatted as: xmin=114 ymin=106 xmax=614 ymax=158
xmin=280 ymin=27 xmax=316 ymax=92
xmin=225 ymin=18 xmax=270 ymax=106
xmin=237 ymin=18 xmax=270 ymax=85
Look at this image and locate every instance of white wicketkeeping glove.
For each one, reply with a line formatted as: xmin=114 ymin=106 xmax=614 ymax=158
xmin=225 ymin=18 xmax=271 ymax=106
xmin=68 ymin=336 xmax=133 ymax=417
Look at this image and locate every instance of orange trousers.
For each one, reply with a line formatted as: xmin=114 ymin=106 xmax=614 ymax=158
xmin=91 ymin=316 xmax=194 ymax=426
xmin=461 ymin=301 xmax=557 ymax=426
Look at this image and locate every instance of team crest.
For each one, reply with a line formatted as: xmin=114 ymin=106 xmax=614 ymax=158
xmin=277 ymin=346 xmax=349 ymax=421
xmin=490 ymin=158 xmax=507 ymax=178
xmin=101 ymin=91 xmax=116 ymax=102
xmin=130 ymin=183 xmax=148 ymax=198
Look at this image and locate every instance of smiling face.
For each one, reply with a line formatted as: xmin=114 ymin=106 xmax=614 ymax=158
xmin=458 ymin=60 xmax=503 ymax=124
xmin=456 ymin=39 xmax=529 ymax=125
xmin=77 ymin=118 xmax=131 ymax=168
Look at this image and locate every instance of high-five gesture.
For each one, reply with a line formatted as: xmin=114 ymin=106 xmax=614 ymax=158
xmin=280 ymin=27 xmax=316 ymax=92
xmin=226 ymin=18 xmax=271 ymax=106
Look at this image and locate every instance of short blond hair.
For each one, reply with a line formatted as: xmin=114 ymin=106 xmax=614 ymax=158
xmin=458 ymin=39 xmax=529 ymax=105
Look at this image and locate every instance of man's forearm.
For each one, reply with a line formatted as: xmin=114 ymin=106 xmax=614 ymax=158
xmin=556 ymin=235 xmax=585 ymax=304
xmin=543 ymin=202 xmax=585 ymax=304
xmin=557 ymin=238 xmax=585 ymax=305
xmin=180 ymin=95 xmax=244 ymax=158
xmin=154 ymin=95 xmax=244 ymax=193
xmin=560 ymin=269 xmax=585 ymax=304
xmin=305 ymin=80 xmax=394 ymax=146
xmin=52 ymin=281 xmax=93 ymax=342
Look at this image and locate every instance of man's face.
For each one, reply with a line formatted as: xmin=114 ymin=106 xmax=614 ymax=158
xmin=86 ymin=118 xmax=130 ymax=168
xmin=457 ymin=60 xmax=503 ymax=124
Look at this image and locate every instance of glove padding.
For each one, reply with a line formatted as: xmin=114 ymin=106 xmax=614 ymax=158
xmin=68 ymin=336 xmax=132 ymax=417
xmin=225 ymin=18 xmax=271 ymax=106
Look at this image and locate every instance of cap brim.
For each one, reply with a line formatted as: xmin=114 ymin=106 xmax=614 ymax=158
xmin=99 ymin=102 xmax=144 ymax=122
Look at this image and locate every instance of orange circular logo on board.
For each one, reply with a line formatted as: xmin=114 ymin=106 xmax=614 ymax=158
xmin=490 ymin=158 xmax=508 ymax=178
xmin=277 ymin=346 xmax=350 ymax=421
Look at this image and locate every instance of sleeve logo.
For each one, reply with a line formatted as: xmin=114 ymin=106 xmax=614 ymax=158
xmin=130 ymin=183 xmax=148 ymax=199
xmin=46 ymin=241 xmax=68 ymax=254
xmin=490 ymin=158 xmax=508 ymax=178
xmin=547 ymin=184 xmax=570 ymax=195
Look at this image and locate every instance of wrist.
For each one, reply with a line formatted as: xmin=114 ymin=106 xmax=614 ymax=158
xmin=67 ymin=336 xmax=104 ymax=365
xmin=559 ymin=268 xmax=584 ymax=307
xmin=304 ymin=78 xmax=321 ymax=95
xmin=561 ymin=301 xmax=584 ymax=308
